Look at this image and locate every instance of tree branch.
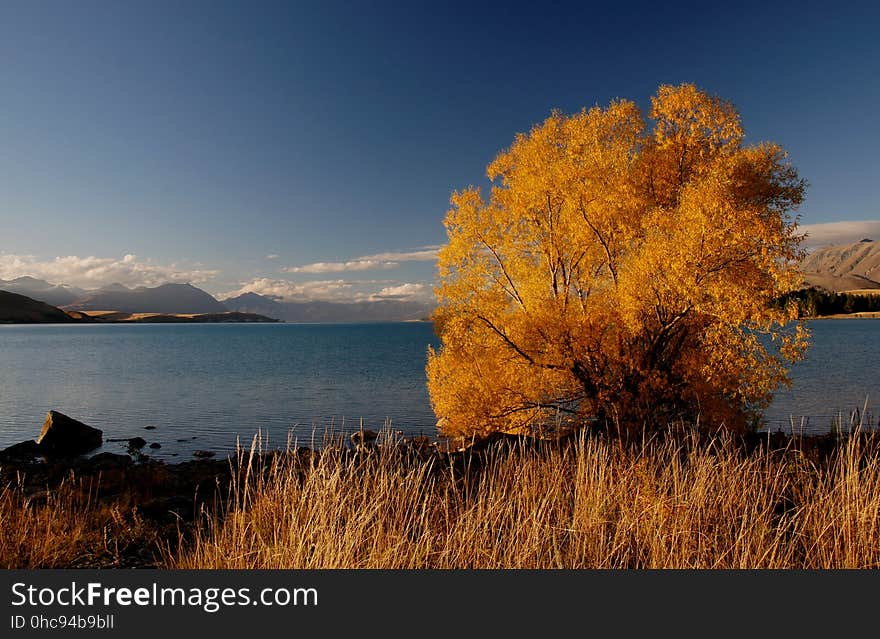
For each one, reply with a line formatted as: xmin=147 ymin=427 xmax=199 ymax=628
xmin=578 ymin=198 xmax=618 ymax=285
xmin=479 ymin=237 xmax=526 ymax=309
xmin=476 ymin=314 xmax=566 ymax=371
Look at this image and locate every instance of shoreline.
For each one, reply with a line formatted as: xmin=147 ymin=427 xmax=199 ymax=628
xmin=808 ymin=312 xmax=880 ymax=319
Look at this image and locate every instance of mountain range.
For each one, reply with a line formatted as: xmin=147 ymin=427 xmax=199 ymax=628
xmin=67 ymin=282 xmax=228 ymax=314
xmin=1 ymin=238 xmax=876 ymax=322
xmin=0 ymin=278 xmax=433 ymax=322
xmin=0 ymin=276 xmax=86 ymax=307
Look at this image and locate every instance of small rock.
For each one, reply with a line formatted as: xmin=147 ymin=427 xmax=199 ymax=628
xmin=36 ymin=411 xmax=103 ymax=456
xmin=405 ymin=435 xmax=435 ymax=454
xmin=84 ymin=452 xmax=133 ymax=470
xmin=350 ymin=429 xmax=379 ymax=447
xmin=144 ymin=425 xmax=157 ymax=431
xmin=193 ymin=450 xmax=215 ymax=458
xmin=127 ymin=437 xmax=147 ymax=450
xmin=149 ymin=443 xmax=161 ymax=449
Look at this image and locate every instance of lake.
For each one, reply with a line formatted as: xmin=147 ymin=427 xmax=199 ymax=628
xmin=0 ymin=320 xmax=877 ymax=458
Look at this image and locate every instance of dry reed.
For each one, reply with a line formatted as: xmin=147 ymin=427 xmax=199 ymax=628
xmin=167 ymin=430 xmax=880 ymax=569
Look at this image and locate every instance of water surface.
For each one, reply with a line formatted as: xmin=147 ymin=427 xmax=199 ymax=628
xmin=0 ymin=320 xmax=877 ymax=459
xmin=0 ymin=323 xmax=439 ymax=458
xmin=763 ymin=319 xmax=879 ymax=434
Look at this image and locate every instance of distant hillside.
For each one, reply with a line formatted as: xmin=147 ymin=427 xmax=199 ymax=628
xmin=66 ymin=283 xmax=228 ymax=314
xmin=222 ymin=292 xmax=432 ymax=323
xmin=77 ymin=310 xmax=280 ymax=323
xmin=0 ymin=290 xmax=77 ymax=323
xmin=0 ymin=277 xmax=86 ymax=307
xmin=801 ymin=239 xmax=880 ymax=292
xmin=221 ymin=292 xmax=286 ymax=318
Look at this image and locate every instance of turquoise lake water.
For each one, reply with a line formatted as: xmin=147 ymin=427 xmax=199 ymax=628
xmin=0 ymin=320 xmax=877 ymax=458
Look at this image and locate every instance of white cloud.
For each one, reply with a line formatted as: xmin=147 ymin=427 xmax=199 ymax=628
xmin=285 ymin=260 xmax=399 ymax=274
xmin=359 ymin=246 xmax=441 ymax=262
xmin=0 ymin=254 xmax=219 ymax=289
xmin=265 ymin=254 xmax=280 ymax=260
xmin=370 ymin=283 xmax=433 ymax=302
xmin=800 ymin=220 xmax=880 ymax=249
xmin=285 ymin=245 xmax=440 ymax=273
xmin=222 ymin=278 xmax=434 ymax=303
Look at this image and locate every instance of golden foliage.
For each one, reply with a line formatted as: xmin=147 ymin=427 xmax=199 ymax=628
xmin=427 ymin=84 xmax=809 ymax=438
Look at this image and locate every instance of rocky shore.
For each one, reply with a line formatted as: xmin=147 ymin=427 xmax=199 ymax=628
xmin=0 ymin=411 xmax=462 ymax=567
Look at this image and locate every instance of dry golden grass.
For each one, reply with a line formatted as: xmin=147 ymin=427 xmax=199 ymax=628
xmin=0 ymin=474 xmax=161 ymax=568
xmin=3 ymin=430 xmax=879 ymax=569
xmin=168 ymin=431 xmax=880 ymax=569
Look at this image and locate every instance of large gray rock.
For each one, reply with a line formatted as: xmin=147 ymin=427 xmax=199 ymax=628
xmin=36 ymin=411 xmax=103 ymax=456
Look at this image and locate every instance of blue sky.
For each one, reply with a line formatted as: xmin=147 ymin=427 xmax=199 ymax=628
xmin=1 ymin=1 xmax=877 ymax=301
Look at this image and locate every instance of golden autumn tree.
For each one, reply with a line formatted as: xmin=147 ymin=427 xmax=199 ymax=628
xmin=427 ymin=84 xmax=809 ymax=439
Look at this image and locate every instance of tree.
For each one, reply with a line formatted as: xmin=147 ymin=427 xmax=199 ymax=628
xmin=427 ymin=84 xmax=809 ymax=439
